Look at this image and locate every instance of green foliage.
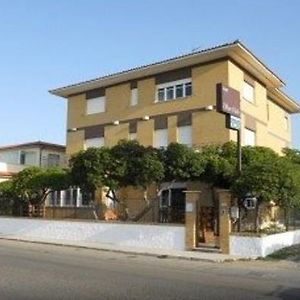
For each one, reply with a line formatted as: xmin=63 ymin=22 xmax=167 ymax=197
xmin=200 ymin=142 xmax=237 ymax=188
xmin=162 ymin=143 xmax=206 ymax=182
xmin=111 ymin=140 xmax=164 ymax=188
xmin=275 ymin=157 xmax=300 ymax=210
xmin=13 ymin=166 xmax=69 ymax=205
xmin=69 ymin=147 xmax=122 ymax=195
xmin=0 ymin=180 xmax=18 ymax=214
xmin=282 ymin=148 xmax=300 ymax=165
xmin=69 ymin=141 xmax=164 ymax=202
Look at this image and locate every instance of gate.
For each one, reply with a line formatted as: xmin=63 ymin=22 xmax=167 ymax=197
xmin=198 ymin=206 xmax=218 ymax=246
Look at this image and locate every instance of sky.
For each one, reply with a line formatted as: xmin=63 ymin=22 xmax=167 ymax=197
xmin=0 ymin=0 xmax=300 ymax=148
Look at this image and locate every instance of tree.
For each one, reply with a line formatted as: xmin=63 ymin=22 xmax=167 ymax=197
xmin=231 ymin=147 xmax=281 ymax=232
xmin=111 ymin=140 xmax=164 ymax=189
xmin=161 ymin=143 xmax=206 ymax=182
xmin=13 ymin=166 xmax=70 ymax=206
xmin=0 ymin=180 xmax=20 ymax=215
xmin=69 ymin=146 xmax=125 ymax=203
xmin=282 ymin=148 xmax=300 ymax=165
xmin=275 ymin=156 xmax=300 ymax=229
xmin=200 ymin=142 xmax=237 ymax=188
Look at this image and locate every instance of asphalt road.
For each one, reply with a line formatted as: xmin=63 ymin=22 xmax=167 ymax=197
xmin=0 ymin=240 xmax=300 ymax=300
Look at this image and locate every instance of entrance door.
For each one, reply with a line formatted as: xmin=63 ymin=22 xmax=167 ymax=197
xmin=159 ymin=188 xmax=186 ymax=224
xmin=198 ymin=206 xmax=217 ymax=245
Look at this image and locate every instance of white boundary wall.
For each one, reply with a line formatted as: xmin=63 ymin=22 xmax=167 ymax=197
xmin=0 ymin=217 xmax=185 ymax=251
xmin=230 ymin=230 xmax=300 ymax=257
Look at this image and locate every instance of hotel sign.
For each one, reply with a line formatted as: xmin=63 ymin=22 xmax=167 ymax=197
xmin=216 ymin=83 xmax=241 ymax=117
xmin=216 ymin=83 xmax=241 ymax=130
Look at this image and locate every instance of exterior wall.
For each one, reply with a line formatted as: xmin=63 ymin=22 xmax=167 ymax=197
xmin=66 ymin=60 xmax=230 ymax=155
xmin=0 ymin=217 xmax=185 ymax=251
xmin=0 ymin=150 xmax=20 ymax=165
xmin=0 ymin=162 xmax=26 ymax=182
xmin=230 ymin=230 xmax=300 ymax=257
xmin=0 ymin=147 xmax=66 ymax=168
xmin=45 ymin=207 xmax=95 ymax=219
xmin=228 ymin=61 xmax=291 ymax=152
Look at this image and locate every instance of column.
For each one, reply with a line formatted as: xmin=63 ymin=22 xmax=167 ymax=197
xmin=184 ymin=190 xmax=201 ymax=250
xmin=217 ymin=190 xmax=232 ymax=254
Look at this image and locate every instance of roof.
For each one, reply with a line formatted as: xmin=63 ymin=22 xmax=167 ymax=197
xmin=0 ymin=141 xmax=66 ymax=151
xmin=49 ymin=40 xmax=300 ymax=113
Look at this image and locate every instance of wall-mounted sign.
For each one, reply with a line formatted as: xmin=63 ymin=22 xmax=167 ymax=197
xmin=186 ymin=203 xmax=194 ymax=212
xmin=226 ymin=115 xmax=241 ymax=131
xmin=242 ymin=193 xmax=257 ymax=210
xmin=216 ymin=83 xmax=241 ymax=117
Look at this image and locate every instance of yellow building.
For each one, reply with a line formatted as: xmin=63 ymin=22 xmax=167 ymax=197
xmin=49 ymin=41 xmax=300 ymax=228
xmin=51 ymin=41 xmax=299 ymax=155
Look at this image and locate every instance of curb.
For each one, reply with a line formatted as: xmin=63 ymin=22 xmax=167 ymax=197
xmin=0 ymin=236 xmax=238 ymax=263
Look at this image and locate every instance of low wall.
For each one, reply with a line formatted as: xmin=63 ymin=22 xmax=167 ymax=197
xmin=230 ymin=230 xmax=300 ymax=257
xmin=0 ymin=217 xmax=185 ymax=251
xmin=45 ymin=207 xmax=95 ymax=220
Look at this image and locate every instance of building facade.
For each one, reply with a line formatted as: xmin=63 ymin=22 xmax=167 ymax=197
xmin=49 ymin=41 xmax=300 ymax=229
xmin=0 ymin=141 xmax=66 ymax=182
xmin=51 ymin=41 xmax=299 ymax=156
xmin=0 ymin=141 xmax=66 ymax=169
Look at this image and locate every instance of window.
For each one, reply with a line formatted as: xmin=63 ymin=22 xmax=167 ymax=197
xmin=243 ymin=81 xmax=254 ymax=103
xmin=158 ymin=88 xmax=165 ymax=101
xmin=177 ymin=125 xmax=192 ymax=147
xmin=86 ymin=96 xmax=106 ymax=114
xmin=244 ymin=128 xmax=256 ymax=146
xmin=48 ymin=153 xmax=60 ymax=167
xmin=156 ymin=79 xmax=192 ymax=102
xmin=20 ymin=151 xmax=26 ymax=165
xmin=166 ymin=86 xmax=174 ymax=100
xmin=176 ymin=84 xmax=183 ymax=98
xmin=84 ymin=137 xmax=104 ymax=149
xmin=49 ymin=192 xmax=56 ymax=206
xmin=19 ymin=151 xmax=35 ymax=165
xmin=131 ymin=88 xmax=138 ymax=106
xmin=129 ymin=132 xmax=137 ymax=141
xmin=154 ymin=129 xmax=168 ymax=148
xmin=185 ymin=82 xmax=192 ymax=97
xmin=65 ymin=189 xmax=71 ymax=206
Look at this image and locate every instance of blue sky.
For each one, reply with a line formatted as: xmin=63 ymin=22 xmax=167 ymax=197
xmin=1 ymin=0 xmax=300 ymax=148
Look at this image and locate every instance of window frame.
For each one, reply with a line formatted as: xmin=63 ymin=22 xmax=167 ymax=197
xmin=153 ymin=128 xmax=168 ymax=148
xmin=243 ymin=80 xmax=255 ymax=103
xmin=177 ymin=125 xmax=192 ymax=147
xmin=243 ymin=127 xmax=256 ymax=146
xmin=86 ymin=96 xmax=106 ymax=115
xmin=130 ymin=88 xmax=138 ymax=106
xmin=156 ymin=78 xmax=192 ymax=102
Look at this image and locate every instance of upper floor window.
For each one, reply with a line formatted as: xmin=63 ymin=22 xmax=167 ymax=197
xmin=19 ymin=151 xmax=36 ymax=165
xmin=244 ymin=128 xmax=256 ymax=146
xmin=156 ymin=79 xmax=192 ymax=102
xmin=243 ymin=81 xmax=254 ymax=103
xmin=48 ymin=153 xmax=60 ymax=167
xmin=131 ymin=88 xmax=138 ymax=106
xmin=86 ymin=96 xmax=106 ymax=114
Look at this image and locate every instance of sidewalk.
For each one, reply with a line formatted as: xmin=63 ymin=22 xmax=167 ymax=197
xmin=0 ymin=234 xmax=245 ymax=263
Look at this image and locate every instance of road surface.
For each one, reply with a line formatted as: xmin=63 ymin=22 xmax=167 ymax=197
xmin=0 ymin=239 xmax=299 ymax=300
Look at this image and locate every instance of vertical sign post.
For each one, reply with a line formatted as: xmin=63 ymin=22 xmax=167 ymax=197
xmin=216 ymin=83 xmax=242 ymax=230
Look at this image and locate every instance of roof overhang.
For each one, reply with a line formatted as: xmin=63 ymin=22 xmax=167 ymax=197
xmin=268 ymin=88 xmax=300 ymax=114
xmin=49 ymin=41 xmax=299 ymax=113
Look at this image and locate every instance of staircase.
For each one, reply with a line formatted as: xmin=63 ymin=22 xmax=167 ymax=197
xmin=193 ymin=243 xmax=222 ymax=254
